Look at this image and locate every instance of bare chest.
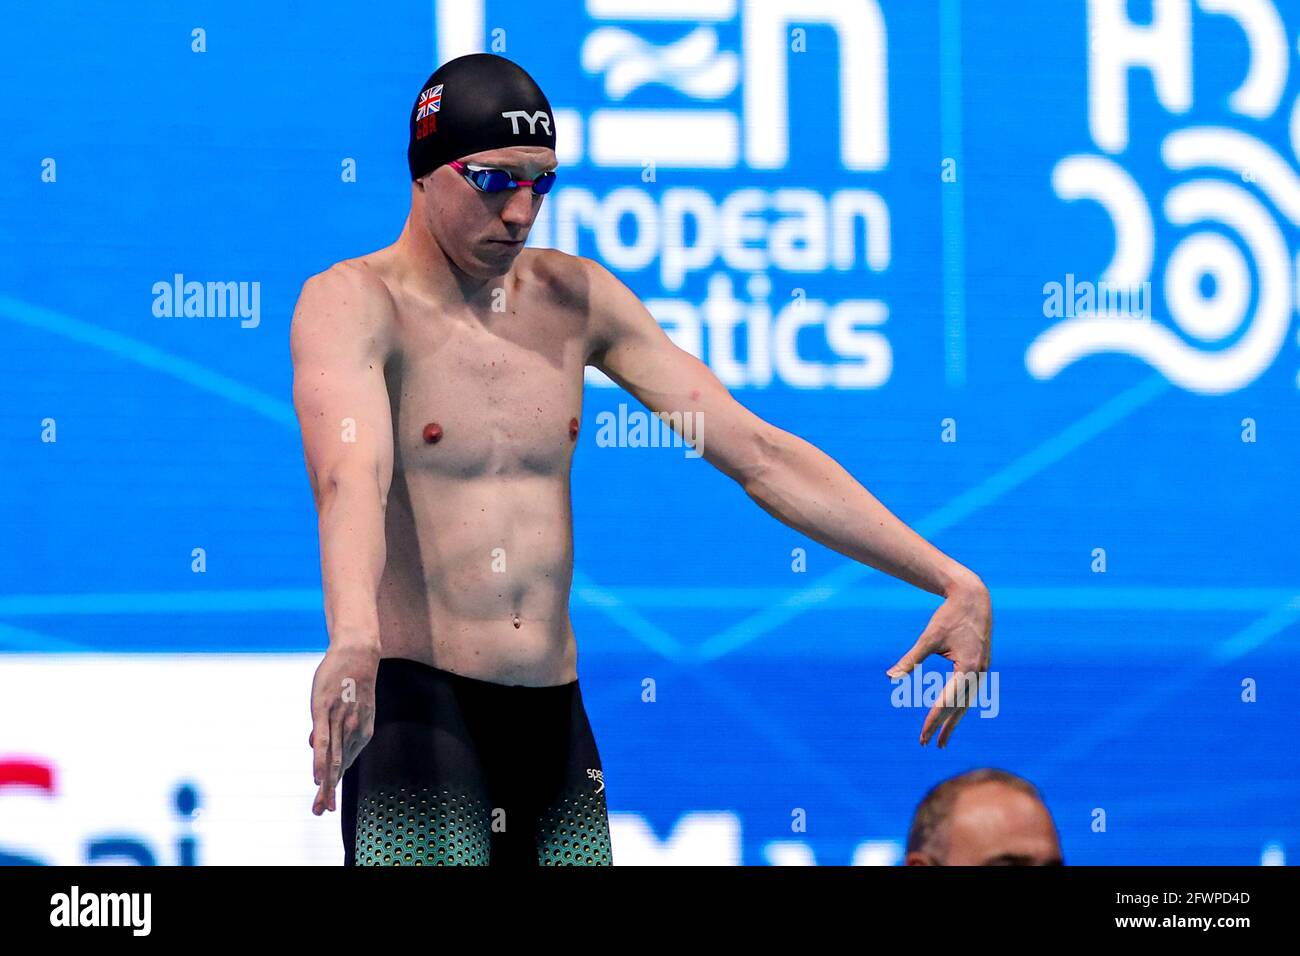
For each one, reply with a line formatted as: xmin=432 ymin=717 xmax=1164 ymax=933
xmin=386 ymin=303 xmax=588 ymax=479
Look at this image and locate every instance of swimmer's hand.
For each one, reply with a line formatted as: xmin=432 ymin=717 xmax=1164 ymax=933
xmin=886 ymin=573 xmax=992 ymax=749
xmin=310 ymin=642 xmax=379 ymax=815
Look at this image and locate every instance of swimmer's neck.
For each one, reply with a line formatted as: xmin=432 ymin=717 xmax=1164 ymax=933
xmin=388 ymin=210 xmax=516 ymax=309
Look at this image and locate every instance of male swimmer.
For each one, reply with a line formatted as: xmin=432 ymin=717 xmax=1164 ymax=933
xmin=291 ymin=53 xmax=993 ymax=866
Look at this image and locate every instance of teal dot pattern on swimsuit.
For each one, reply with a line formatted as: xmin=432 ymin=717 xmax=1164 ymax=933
xmin=535 ymin=786 xmax=613 ymax=866
xmin=354 ymin=787 xmax=490 ymax=866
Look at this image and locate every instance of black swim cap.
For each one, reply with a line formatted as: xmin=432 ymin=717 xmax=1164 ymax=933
xmin=407 ymin=53 xmax=556 ymax=181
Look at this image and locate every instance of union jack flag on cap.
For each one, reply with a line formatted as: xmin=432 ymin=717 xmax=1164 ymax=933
xmin=416 ymin=84 xmax=443 ymax=120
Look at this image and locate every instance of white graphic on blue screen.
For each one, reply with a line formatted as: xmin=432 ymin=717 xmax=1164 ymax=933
xmin=1029 ymin=0 xmax=1300 ymax=395
xmin=439 ymin=0 xmax=894 ymax=391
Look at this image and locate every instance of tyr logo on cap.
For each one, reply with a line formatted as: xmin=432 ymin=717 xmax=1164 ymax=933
xmin=501 ymin=109 xmax=552 ymax=135
xmin=415 ymin=84 xmax=442 ymax=140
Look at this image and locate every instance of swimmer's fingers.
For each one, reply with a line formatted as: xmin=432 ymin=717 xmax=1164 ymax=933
xmin=885 ymin=632 xmax=931 ymax=679
xmin=341 ymin=706 xmax=374 ymax=776
xmin=311 ymin=699 xmax=331 ymax=815
xmin=339 ymin=710 xmax=360 ymax=776
xmin=325 ymin=705 xmax=345 ymax=812
xmin=920 ymin=669 xmax=977 ymax=748
xmin=919 ymin=697 xmax=951 ymax=747
xmin=935 ymin=702 xmax=970 ymax=749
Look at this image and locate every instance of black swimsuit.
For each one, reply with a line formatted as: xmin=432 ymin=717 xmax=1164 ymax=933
xmin=341 ymin=656 xmax=613 ymax=866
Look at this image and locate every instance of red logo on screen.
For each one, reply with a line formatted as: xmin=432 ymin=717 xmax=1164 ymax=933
xmin=0 ymin=758 xmax=54 ymax=792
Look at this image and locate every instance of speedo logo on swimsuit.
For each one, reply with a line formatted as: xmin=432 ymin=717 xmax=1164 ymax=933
xmin=501 ymin=109 xmax=552 ymax=136
xmin=586 ymin=768 xmax=604 ymax=793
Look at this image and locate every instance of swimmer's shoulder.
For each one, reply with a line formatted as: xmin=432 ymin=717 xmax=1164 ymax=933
xmin=516 ymin=246 xmax=612 ymax=314
xmin=292 ymin=254 xmax=399 ymax=360
xmin=517 ymin=248 xmax=643 ymax=362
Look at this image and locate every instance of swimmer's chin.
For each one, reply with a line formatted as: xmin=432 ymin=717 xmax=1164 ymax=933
xmin=466 ymin=240 xmax=527 ymax=275
xmin=442 ymin=237 xmax=530 ymax=279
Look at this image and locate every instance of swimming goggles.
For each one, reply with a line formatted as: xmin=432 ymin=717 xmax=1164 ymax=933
xmin=448 ymin=160 xmax=557 ymax=195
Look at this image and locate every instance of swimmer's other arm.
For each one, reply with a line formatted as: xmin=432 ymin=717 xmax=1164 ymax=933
xmin=290 ymin=265 xmax=391 ymax=813
xmin=580 ymin=255 xmax=992 ymax=748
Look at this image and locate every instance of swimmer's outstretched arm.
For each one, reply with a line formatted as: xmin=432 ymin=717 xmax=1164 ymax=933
xmin=291 ymin=264 xmax=393 ymax=813
xmin=581 ymin=256 xmax=991 ymax=748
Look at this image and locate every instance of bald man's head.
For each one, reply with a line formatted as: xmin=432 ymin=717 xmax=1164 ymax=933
xmin=905 ymin=769 xmax=1063 ymax=866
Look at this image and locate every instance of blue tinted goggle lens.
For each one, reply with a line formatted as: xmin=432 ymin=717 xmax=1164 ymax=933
xmin=469 ymin=167 xmax=557 ymax=195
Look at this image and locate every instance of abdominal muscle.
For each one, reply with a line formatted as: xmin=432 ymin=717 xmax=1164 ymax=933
xmin=375 ymin=469 xmax=579 ymax=686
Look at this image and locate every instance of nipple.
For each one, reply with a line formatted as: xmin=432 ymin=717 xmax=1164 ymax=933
xmin=568 ymin=416 xmax=579 ymax=441
xmin=422 ymin=422 xmax=443 ymax=444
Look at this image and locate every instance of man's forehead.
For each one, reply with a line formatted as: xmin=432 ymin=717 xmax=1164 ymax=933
xmin=459 ymin=147 xmax=556 ymax=171
xmin=949 ymin=786 xmax=1058 ymax=847
xmin=954 ymin=783 xmax=1047 ymax=822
